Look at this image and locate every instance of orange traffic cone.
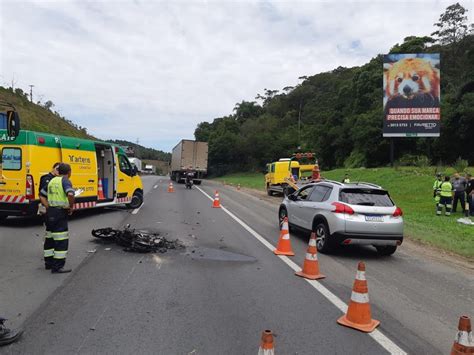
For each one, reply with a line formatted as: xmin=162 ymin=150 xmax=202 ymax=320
xmin=167 ymin=182 xmax=175 ymax=193
xmin=98 ymin=179 xmax=105 ymax=200
xmin=295 ymin=232 xmax=325 ymax=280
xmin=451 ymin=315 xmax=474 ymax=354
xmin=337 ymin=261 xmax=380 ymax=333
xmin=258 ymin=330 xmax=274 ymax=355
xmin=212 ymin=191 xmax=221 ymax=208
xmin=274 ymin=217 xmax=295 ymax=256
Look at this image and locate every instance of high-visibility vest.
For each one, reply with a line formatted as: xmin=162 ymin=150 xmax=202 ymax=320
xmin=47 ymin=177 xmax=69 ymax=208
xmin=343 ymin=178 xmax=351 ymax=183
xmin=439 ymin=182 xmax=453 ymax=197
xmin=433 ymin=179 xmax=442 ymax=191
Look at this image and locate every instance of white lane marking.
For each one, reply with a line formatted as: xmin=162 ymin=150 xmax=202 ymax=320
xmin=195 ymin=186 xmax=406 ymax=355
xmin=132 ymin=203 xmax=144 ymax=215
xmin=153 ymin=185 xmax=158 ymax=189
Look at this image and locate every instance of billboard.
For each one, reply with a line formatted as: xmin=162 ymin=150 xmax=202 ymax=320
xmin=383 ymin=53 xmax=440 ymax=137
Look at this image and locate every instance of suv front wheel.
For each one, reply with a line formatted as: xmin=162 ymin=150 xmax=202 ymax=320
xmin=314 ymin=222 xmax=332 ymax=253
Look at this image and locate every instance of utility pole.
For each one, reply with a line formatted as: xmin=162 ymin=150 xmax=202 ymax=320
xmin=29 ymin=84 xmax=34 ymax=103
xmin=297 ymin=99 xmax=303 ymax=150
xmin=11 ymin=73 xmax=16 ymax=91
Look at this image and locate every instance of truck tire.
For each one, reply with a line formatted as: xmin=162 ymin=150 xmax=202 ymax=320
xmin=127 ymin=191 xmax=144 ymax=209
xmin=266 ymin=185 xmax=273 ymax=196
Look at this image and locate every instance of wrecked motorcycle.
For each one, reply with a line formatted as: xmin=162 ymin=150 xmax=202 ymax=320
xmin=92 ymin=224 xmax=183 ymax=253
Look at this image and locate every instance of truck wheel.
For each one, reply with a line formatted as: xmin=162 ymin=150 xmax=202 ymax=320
xmin=127 ymin=191 xmax=143 ymax=209
xmin=266 ymin=185 xmax=273 ymax=196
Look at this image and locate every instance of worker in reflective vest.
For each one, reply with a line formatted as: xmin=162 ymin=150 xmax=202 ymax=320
xmin=433 ymin=173 xmax=443 ymax=209
xmin=39 ymin=162 xmax=60 ymax=270
xmin=40 ymin=163 xmax=75 ymax=274
xmin=437 ymin=176 xmax=454 ymax=216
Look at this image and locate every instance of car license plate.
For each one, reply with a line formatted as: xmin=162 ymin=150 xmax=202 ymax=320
xmin=365 ymin=215 xmax=384 ymax=222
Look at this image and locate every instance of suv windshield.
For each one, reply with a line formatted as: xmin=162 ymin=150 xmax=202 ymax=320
xmin=339 ymin=188 xmax=394 ymax=207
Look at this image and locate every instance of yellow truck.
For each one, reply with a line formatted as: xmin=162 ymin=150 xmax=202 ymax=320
xmin=265 ymin=153 xmax=318 ymax=196
xmin=0 ymin=130 xmax=143 ymax=221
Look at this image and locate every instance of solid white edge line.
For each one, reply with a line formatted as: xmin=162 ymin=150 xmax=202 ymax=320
xmin=195 ymin=185 xmax=407 ymax=355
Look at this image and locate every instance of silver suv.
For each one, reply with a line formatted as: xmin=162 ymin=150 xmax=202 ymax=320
xmin=279 ymin=180 xmax=404 ymax=255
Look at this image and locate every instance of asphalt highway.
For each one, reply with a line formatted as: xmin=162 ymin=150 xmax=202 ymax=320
xmin=1 ymin=176 xmax=472 ymax=354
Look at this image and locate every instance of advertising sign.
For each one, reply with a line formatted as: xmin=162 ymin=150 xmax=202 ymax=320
xmin=383 ymin=53 xmax=440 ymax=137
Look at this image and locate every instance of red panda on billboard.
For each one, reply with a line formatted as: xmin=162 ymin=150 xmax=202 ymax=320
xmin=383 ymin=53 xmax=440 ymax=137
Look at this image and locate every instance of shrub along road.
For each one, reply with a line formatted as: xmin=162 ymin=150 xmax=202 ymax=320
xmin=2 ymin=178 xmax=472 ymax=354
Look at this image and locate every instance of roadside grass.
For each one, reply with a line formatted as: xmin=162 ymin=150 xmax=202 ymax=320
xmin=214 ymin=167 xmax=474 ymax=259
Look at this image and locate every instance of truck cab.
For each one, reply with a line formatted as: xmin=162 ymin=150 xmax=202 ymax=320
xmin=265 ymin=159 xmax=301 ymax=196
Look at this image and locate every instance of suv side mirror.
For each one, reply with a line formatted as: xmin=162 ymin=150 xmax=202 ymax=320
xmin=6 ymin=111 xmax=20 ymax=138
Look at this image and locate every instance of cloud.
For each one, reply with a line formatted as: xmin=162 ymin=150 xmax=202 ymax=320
xmin=1 ymin=0 xmax=471 ymax=151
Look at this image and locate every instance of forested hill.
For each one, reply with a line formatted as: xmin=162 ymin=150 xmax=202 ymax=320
xmin=107 ymin=139 xmax=171 ymax=162
xmin=0 ymin=85 xmax=92 ymax=138
xmin=0 ymin=86 xmax=169 ymax=159
xmin=194 ymin=4 xmax=474 ymax=176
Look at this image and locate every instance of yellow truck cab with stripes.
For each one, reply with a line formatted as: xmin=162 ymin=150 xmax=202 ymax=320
xmin=0 ymin=130 xmax=143 ymax=221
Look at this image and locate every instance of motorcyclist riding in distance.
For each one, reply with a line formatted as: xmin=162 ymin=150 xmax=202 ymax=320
xmin=185 ymin=167 xmax=194 ymax=188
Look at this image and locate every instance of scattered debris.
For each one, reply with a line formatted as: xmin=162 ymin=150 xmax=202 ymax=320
xmin=457 ymin=218 xmax=474 ymax=225
xmin=87 ymin=249 xmax=97 ymax=253
xmin=92 ymin=225 xmax=184 ymax=253
xmin=105 ymin=248 xmax=111 ymax=251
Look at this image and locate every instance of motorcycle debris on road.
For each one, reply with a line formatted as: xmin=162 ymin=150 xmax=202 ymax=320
xmin=92 ymin=224 xmax=184 ymax=253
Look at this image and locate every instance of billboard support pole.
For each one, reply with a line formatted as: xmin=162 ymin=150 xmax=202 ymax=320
xmin=390 ymin=138 xmax=395 ymax=167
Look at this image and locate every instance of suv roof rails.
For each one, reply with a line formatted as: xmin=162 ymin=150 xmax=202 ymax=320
xmin=320 ymin=179 xmax=343 ymax=186
xmin=353 ymin=181 xmax=382 ymax=189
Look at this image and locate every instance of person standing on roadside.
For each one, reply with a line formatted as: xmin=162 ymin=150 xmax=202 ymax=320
xmin=432 ymin=173 xmax=443 ymax=212
xmin=437 ymin=176 xmax=454 ymax=216
xmin=40 ymin=163 xmax=75 ymax=274
xmin=342 ymin=173 xmax=351 ymax=183
xmin=451 ymin=172 xmax=467 ymax=213
xmin=38 ymin=162 xmax=60 ymax=270
xmin=466 ymin=173 xmax=474 ymax=216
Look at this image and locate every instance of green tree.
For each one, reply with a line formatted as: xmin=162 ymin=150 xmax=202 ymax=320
xmin=432 ymin=3 xmax=469 ymax=45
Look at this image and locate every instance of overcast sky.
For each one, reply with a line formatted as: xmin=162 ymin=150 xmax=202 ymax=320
xmin=1 ymin=0 xmax=473 ymax=151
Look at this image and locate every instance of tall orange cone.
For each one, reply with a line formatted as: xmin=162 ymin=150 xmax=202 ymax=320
xmin=274 ymin=217 xmax=295 ymax=256
xmin=212 ymin=190 xmax=221 ymax=208
xmin=337 ymin=261 xmax=380 ymax=333
xmin=295 ymin=232 xmax=325 ymax=280
xmin=451 ymin=315 xmax=474 ymax=354
xmin=258 ymin=330 xmax=274 ymax=355
xmin=98 ymin=179 xmax=105 ymax=200
xmin=167 ymin=182 xmax=175 ymax=193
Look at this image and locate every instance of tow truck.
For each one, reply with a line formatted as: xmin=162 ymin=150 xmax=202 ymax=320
xmin=265 ymin=152 xmax=321 ymax=196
